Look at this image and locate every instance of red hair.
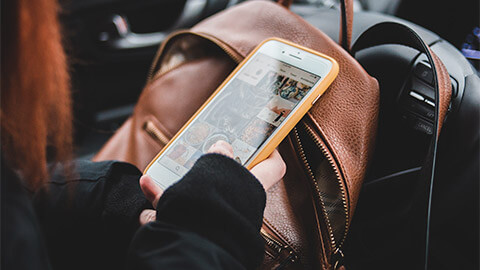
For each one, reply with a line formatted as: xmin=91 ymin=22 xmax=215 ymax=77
xmin=1 ymin=0 xmax=73 ymax=188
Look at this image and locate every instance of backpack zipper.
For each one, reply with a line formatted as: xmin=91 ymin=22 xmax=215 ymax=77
xmin=194 ymin=31 xmax=243 ymax=63
xmin=144 ymin=32 xmax=243 ymax=146
xmin=293 ymin=120 xmax=349 ymax=259
xmin=147 ymin=31 xmax=243 ymax=81
xmin=260 ymin=227 xmax=298 ymax=269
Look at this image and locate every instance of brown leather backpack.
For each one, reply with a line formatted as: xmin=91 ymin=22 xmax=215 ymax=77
xmin=94 ymin=0 xmax=451 ymax=268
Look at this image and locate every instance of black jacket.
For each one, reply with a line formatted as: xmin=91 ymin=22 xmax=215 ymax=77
xmin=1 ymin=154 xmax=266 ymax=270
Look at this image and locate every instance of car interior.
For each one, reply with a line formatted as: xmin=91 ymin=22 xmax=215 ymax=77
xmin=60 ymin=0 xmax=479 ymax=268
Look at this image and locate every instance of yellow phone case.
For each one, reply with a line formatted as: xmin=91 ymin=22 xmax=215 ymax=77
xmin=144 ymin=37 xmax=339 ymax=174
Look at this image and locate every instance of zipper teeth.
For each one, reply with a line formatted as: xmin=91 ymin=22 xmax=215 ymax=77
xmin=301 ymin=122 xmax=350 ymax=250
xmin=193 ymin=32 xmax=243 ymax=63
xmin=293 ymin=127 xmax=337 ymax=250
xmin=147 ymin=30 xmax=186 ymax=80
xmin=150 ymin=63 xmax=184 ymax=81
xmin=143 ymin=121 xmax=170 ymax=145
xmin=260 ymin=228 xmax=298 ymax=268
xmin=147 ymin=31 xmax=243 ymax=80
xmin=260 ymin=228 xmax=286 ymax=254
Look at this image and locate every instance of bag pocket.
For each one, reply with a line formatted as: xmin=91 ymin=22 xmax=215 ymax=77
xmin=138 ymin=31 xmax=241 ymax=150
xmin=262 ymin=117 xmax=350 ymax=269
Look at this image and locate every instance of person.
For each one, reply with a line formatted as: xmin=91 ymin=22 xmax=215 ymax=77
xmin=0 ymin=0 xmax=286 ymax=269
xmin=133 ymin=141 xmax=285 ymax=269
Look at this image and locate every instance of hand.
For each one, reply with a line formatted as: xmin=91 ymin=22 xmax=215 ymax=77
xmin=207 ymin=140 xmax=286 ymax=190
xmin=138 ymin=175 xmax=162 ymax=226
xmin=139 ymin=140 xmax=286 ymax=225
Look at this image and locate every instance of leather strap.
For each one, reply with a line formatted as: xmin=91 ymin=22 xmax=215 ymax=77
xmin=277 ymin=0 xmax=353 ymax=51
xmin=339 ymin=0 xmax=353 ymax=51
xmin=351 ymin=22 xmax=452 ymax=270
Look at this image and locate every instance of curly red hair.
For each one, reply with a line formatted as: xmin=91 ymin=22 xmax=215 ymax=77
xmin=1 ymin=0 xmax=73 ymax=188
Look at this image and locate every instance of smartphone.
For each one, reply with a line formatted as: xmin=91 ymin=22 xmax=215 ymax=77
xmin=144 ymin=38 xmax=339 ymax=189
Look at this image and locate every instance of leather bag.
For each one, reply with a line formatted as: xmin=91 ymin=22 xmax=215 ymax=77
xmin=94 ymin=0 xmax=451 ymax=268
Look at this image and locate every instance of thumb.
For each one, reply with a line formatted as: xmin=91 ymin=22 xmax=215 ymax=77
xmin=140 ymin=175 xmax=163 ymax=208
xmin=139 ymin=209 xmax=156 ymax=226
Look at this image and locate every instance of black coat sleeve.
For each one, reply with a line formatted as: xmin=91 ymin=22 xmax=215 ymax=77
xmin=128 ymin=153 xmax=267 ymax=270
xmin=31 ymin=160 xmax=150 ymax=270
xmin=1 ymin=160 xmax=53 ymax=270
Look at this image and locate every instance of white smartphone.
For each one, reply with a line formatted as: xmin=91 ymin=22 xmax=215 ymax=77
xmin=144 ymin=38 xmax=339 ymax=190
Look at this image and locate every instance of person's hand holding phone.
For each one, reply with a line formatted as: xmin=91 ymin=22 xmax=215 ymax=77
xmin=139 ymin=140 xmax=286 ymax=225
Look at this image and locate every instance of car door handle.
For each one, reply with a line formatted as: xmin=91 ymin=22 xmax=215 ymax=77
xmin=98 ymin=14 xmax=167 ymax=50
xmin=98 ymin=0 xmax=233 ymax=50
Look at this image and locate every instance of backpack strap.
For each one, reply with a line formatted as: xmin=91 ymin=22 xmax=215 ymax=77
xmin=339 ymin=0 xmax=353 ymax=51
xmin=351 ymin=22 xmax=452 ymax=269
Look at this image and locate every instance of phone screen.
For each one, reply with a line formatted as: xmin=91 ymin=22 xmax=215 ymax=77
xmin=151 ymin=52 xmax=322 ymax=188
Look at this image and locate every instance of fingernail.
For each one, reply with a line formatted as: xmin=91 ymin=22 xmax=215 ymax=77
xmin=140 ymin=210 xmax=156 ymax=225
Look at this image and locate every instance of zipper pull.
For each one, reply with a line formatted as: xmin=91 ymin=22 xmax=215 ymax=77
xmin=275 ymin=250 xmax=298 ymax=270
xmin=261 ymin=228 xmax=298 ymax=269
xmin=333 ymin=248 xmax=345 ymax=270
xmin=143 ymin=120 xmax=170 ymax=145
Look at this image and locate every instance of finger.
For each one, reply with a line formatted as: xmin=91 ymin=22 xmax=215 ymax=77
xmin=207 ymin=140 xmax=234 ymax=158
xmin=139 ymin=209 xmax=156 ymax=226
xmin=250 ymin=149 xmax=286 ymax=190
xmin=140 ymin=175 xmax=163 ymax=208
